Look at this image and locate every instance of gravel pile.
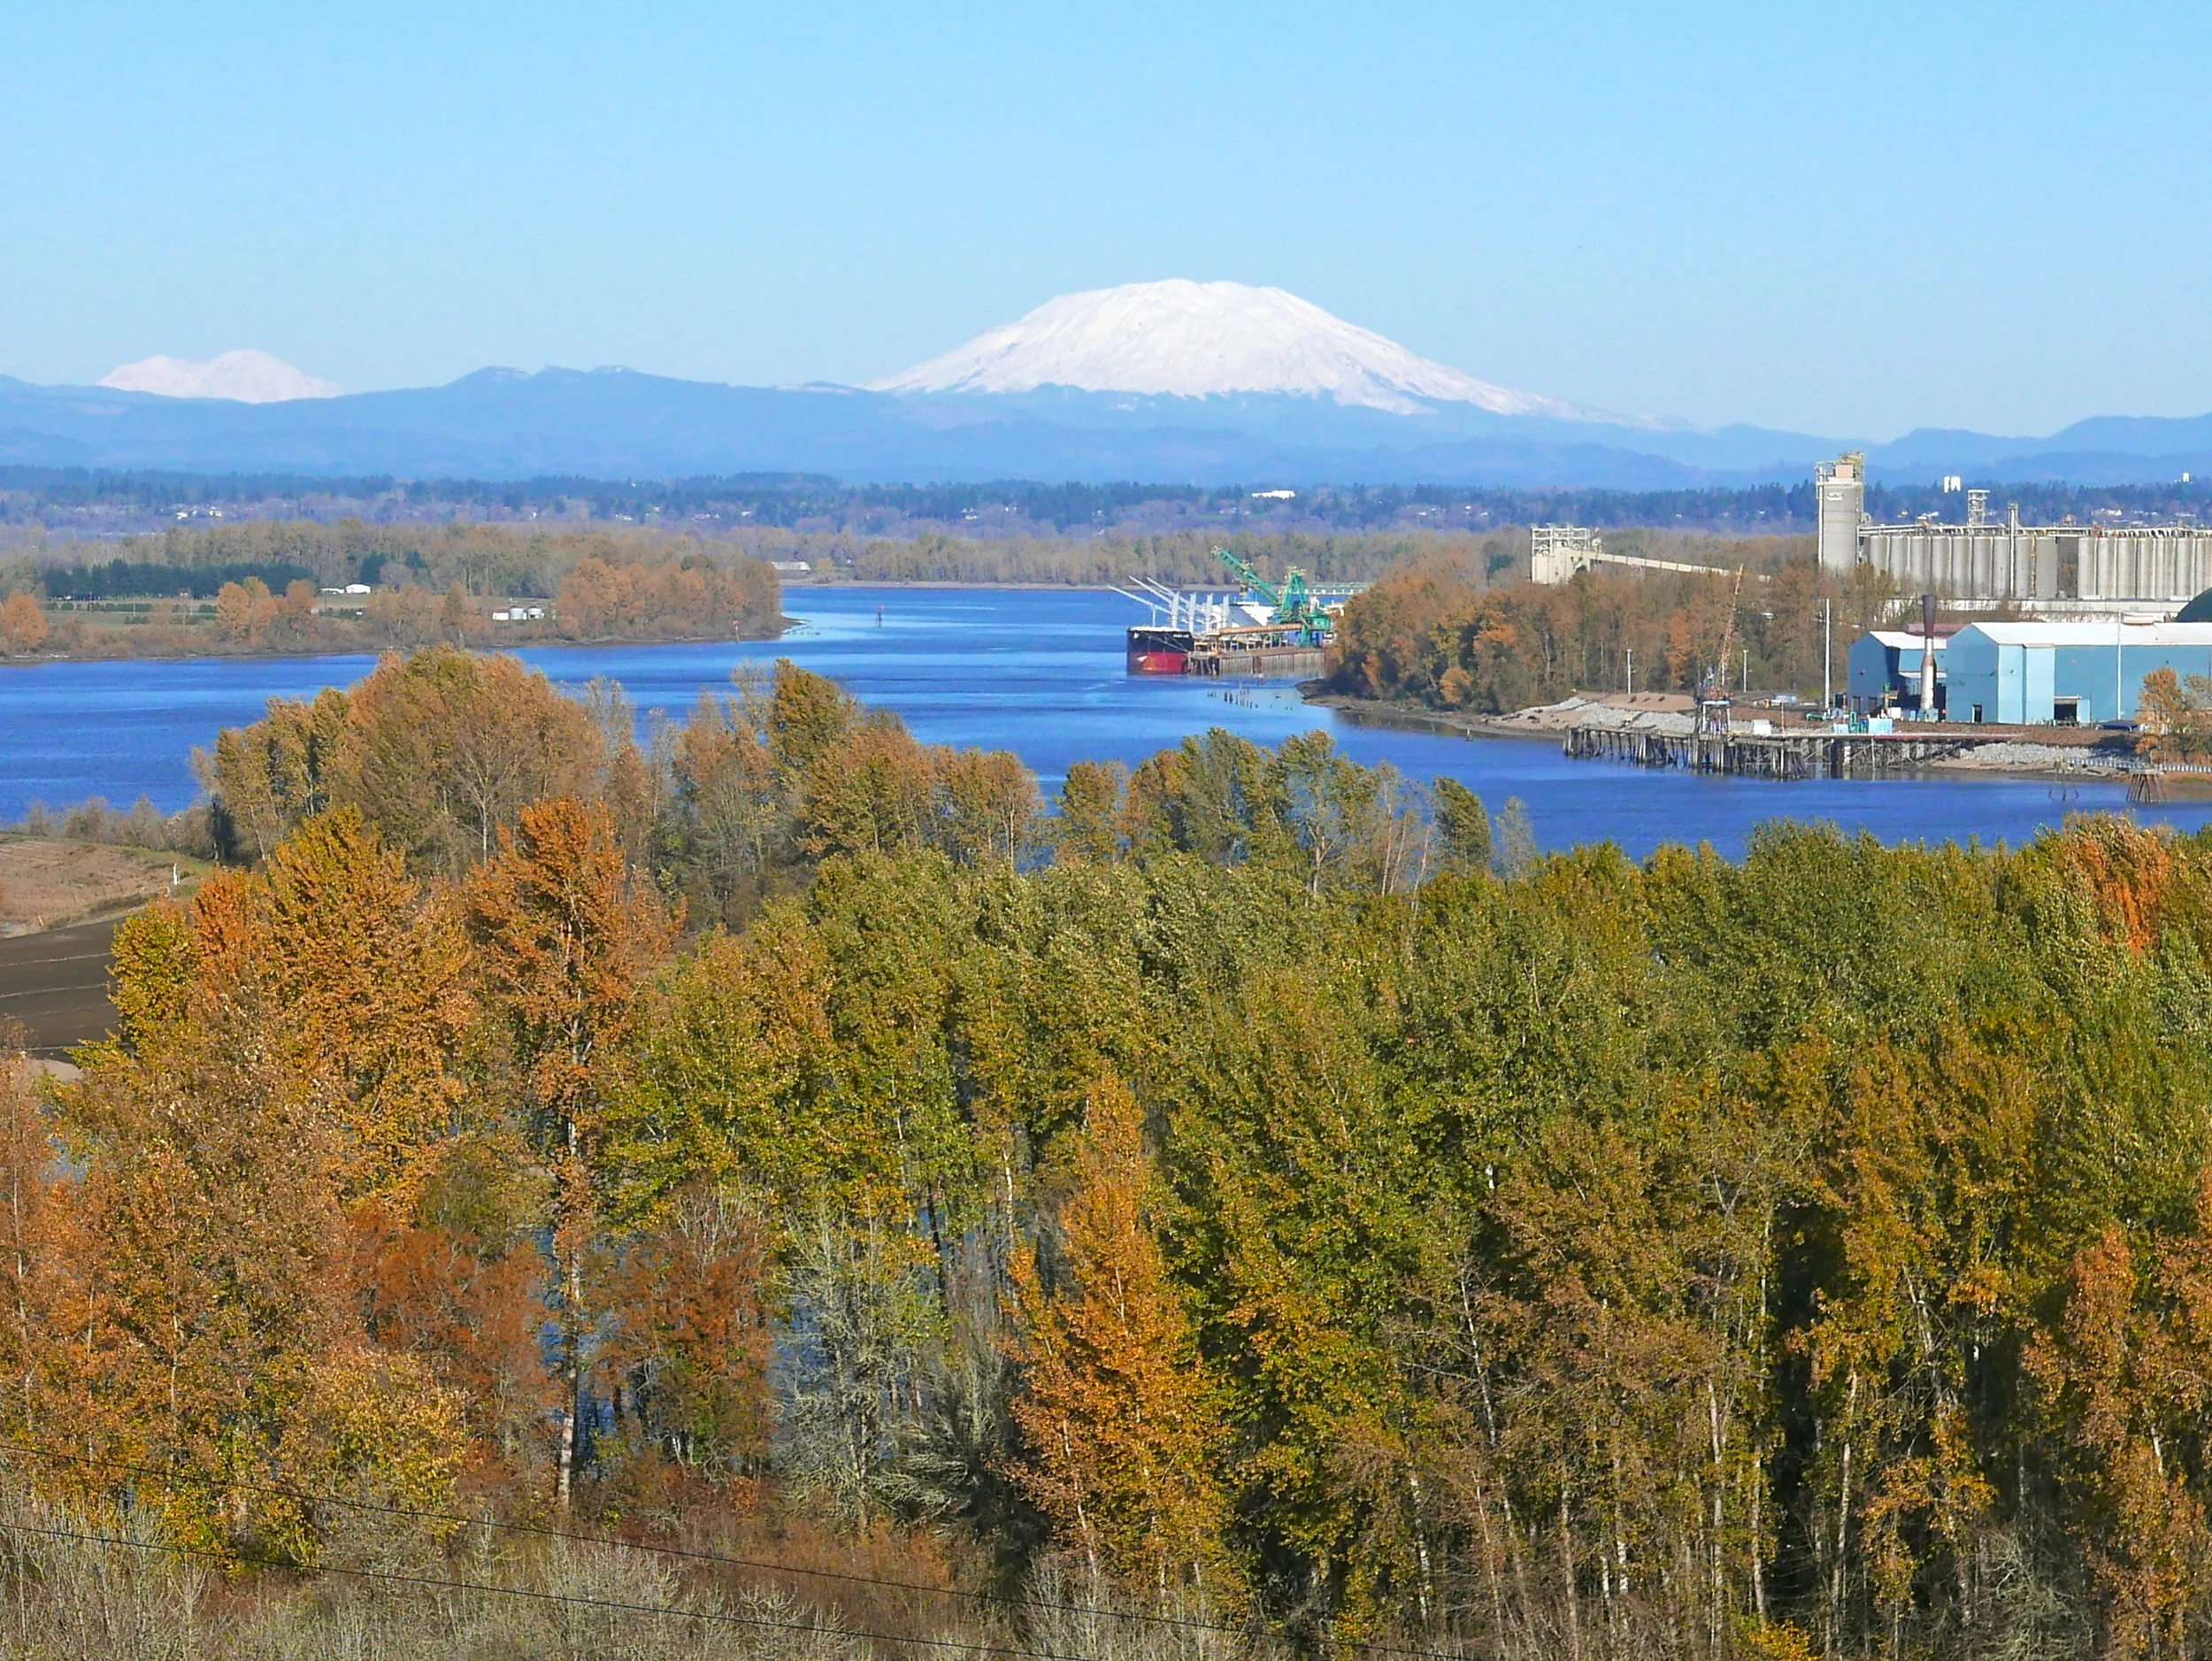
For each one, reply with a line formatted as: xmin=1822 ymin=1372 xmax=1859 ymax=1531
xmin=1934 ymin=742 xmax=2129 ymax=773
xmin=1501 ymin=697 xmax=1698 ymax=736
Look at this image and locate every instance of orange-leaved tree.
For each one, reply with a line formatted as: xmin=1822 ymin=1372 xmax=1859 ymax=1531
xmin=2029 ymin=1168 xmax=2212 ymax=1656
xmin=0 ymin=591 xmax=48 ymax=657
xmin=466 ymin=796 xmax=676 ymax=1503
xmin=56 ymin=887 xmax=465 ymax=1559
xmin=1009 ymin=1073 xmax=1234 ymax=1598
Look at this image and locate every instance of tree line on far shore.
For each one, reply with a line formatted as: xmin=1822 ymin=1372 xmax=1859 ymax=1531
xmin=0 ymin=522 xmax=782 ymax=658
xmin=1328 ymin=541 xmax=1901 ymax=712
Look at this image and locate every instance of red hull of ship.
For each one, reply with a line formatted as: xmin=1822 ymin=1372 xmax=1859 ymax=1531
xmin=1125 ymin=627 xmax=1194 ymax=674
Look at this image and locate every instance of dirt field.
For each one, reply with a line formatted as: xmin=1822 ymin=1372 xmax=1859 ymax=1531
xmin=0 ymin=838 xmax=193 ymax=934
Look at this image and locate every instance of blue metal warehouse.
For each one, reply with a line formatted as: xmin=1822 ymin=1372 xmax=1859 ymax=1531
xmin=1944 ymin=621 xmax=2212 ymax=725
xmin=1847 ymin=628 xmax=1954 ymax=714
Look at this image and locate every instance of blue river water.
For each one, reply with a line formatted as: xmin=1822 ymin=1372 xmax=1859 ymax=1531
xmin=1 ymin=584 xmax=2205 ymax=859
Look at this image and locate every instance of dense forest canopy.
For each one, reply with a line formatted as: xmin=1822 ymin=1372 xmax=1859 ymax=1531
xmin=4 ymin=644 xmax=2212 ymax=1657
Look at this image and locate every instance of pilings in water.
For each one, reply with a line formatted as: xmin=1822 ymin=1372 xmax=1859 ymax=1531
xmin=1562 ymin=725 xmax=1985 ymax=780
xmin=1186 ymin=645 xmax=1327 ymax=679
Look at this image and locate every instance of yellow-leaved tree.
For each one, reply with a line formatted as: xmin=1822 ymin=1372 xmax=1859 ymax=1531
xmin=257 ymin=809 xmax=474 ymax=1201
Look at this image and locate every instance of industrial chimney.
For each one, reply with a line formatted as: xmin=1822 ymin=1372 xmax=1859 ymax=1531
xmin=1919 ymin=593 xmax=1939 ymax=718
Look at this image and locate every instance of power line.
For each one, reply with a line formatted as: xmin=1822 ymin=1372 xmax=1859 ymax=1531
xmin=0 ymin=1440 xmax=1475 ymax=1661
xmin=0 ymin=1516 xmax=1091 ymax=1661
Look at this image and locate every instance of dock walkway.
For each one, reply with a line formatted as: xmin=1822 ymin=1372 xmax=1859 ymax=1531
xmin=1565 ymin=725 xmax=2046 ymax=780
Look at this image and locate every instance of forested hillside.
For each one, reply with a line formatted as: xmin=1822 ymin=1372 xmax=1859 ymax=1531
xmin=4 ymin=648 xmax=2212 ymax=1657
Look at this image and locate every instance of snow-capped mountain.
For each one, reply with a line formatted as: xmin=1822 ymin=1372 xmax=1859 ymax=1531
xmin=98 ymin=350 xmax=339 ymax=403
xmin=868 ymin=280 xmax=1587 ymax=419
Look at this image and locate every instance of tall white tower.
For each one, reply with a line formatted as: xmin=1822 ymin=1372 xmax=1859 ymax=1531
xmin=1816 ymin=452 xmax=1865 ymax=575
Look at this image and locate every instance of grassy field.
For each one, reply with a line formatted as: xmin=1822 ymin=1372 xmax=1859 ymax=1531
xmin=0 ymin=837 xmax=207 ymax=933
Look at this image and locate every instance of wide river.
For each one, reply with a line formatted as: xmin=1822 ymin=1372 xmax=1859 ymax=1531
xmin=2 ymin=585 xmax=2205 ymax=858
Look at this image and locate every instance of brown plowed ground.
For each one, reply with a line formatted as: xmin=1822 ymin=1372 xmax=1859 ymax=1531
xmin=0 ymin=918 xmax=120 ymax=1057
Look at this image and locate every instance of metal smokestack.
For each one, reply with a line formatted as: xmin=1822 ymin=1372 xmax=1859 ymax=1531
xmin=1919 ymin=592 xmax=1939 ymax=718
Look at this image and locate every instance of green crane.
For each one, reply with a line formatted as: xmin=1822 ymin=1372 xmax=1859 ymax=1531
xmin=1210 ymin=547 xmax=1330 ymax=642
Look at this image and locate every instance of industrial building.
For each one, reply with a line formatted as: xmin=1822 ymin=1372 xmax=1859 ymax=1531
xmin=1944 ymin=620 xmax=2212 ymax=725
xmin=1847 ymin=619 xmax=2212 ymax=724
xmin=1847 ymin=627 xmax=1955 ymax=714
xmin=1529 ymin=526 xmax=1732 ymax=585
xmin=1816 ymin=451 xmax=2212 ymax=610
xmin=1816 ymin=452 xmax=1866 ymax=575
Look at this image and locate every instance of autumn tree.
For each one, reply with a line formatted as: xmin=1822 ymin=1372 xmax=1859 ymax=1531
xmin=672 ymin=681 xmax=786 ymax=916
xmin=557 ymin=554 xmax=779 ymax=642
xmin=55 ymin=887 xmax=466 ymax=1558
xmin=467 ymin=796 xmax=676 ymax=1503
xmin=1010 ymin=1074 xmax=1233 ymax=1596
xmin=257 ymin=810 xmax=474 ymax=1200
xmin=940 ymin=747 xmax=1041 ymax=866
xmin=0 ymin=592 xmax=46 ymax=656
xmin=334 ymin=646 xmax=606 ymax=870
xmin=596 ymin=1182 xmax=771 ymax=1476
xmin=796 ymin=713 xmax=940 ymax=860
xmin=213 ymin=576 xmax=271 ymax=643
xmin=0 ymin=1024 xmax=71 ymax=1443
xmin=2030 ymin=1170 xmax=2212 ymax=1656
xmin=198 ymin=686 xmax=349 ymax=861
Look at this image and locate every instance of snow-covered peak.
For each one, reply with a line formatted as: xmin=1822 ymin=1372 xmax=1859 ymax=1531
xmin=98 ymin=350 xmax=340 ymax=403
xmin=868 ymin=280 xmax=1582 ymax=418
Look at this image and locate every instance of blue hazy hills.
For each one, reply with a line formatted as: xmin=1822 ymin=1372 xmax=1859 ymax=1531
xmin=4 ymin=367 xmax=2209 ymax=488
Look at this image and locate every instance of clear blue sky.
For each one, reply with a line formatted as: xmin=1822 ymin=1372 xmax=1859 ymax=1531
xmin=4 ymin=0 xmax=2207 ymax=439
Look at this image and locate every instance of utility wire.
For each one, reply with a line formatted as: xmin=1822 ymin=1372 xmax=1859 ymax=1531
xmin=0 ymin=1517 xmax=1091 ymax=1661
xmin=0 ymin=1440 xmax=1474 ymax=1661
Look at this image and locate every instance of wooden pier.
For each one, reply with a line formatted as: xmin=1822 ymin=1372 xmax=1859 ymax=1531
xmin=1563 ymin=725 xmax=1995 ymax=779
xmin=1186 ymin=644 xmax=1327 ymax=679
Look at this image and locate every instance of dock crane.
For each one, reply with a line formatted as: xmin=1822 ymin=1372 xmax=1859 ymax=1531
xmin=1698 ymin=565 xmax=1747 ymax=738
xmin=1210 ymin=547 xmax=1331 ymax=643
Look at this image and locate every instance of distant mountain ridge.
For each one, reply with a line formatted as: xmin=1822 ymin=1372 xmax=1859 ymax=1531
xmin=4 ymin=355 xmax=2210 ymax=490
xmin=0 ymin=367 xmax=1819 ymax=487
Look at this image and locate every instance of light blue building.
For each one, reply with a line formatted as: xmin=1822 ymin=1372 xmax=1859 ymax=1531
xmin=1846 ymin=628 xmax=1952 ymax=714
xmin=1944 ymin=621 xmax=2212 ymax=725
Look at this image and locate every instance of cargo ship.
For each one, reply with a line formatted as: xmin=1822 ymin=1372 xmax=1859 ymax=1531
xmin=1119 ymin=550 xmax=1366 ymax=676
xmin=1126 ymin=626 xmax=1195 ymax=674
